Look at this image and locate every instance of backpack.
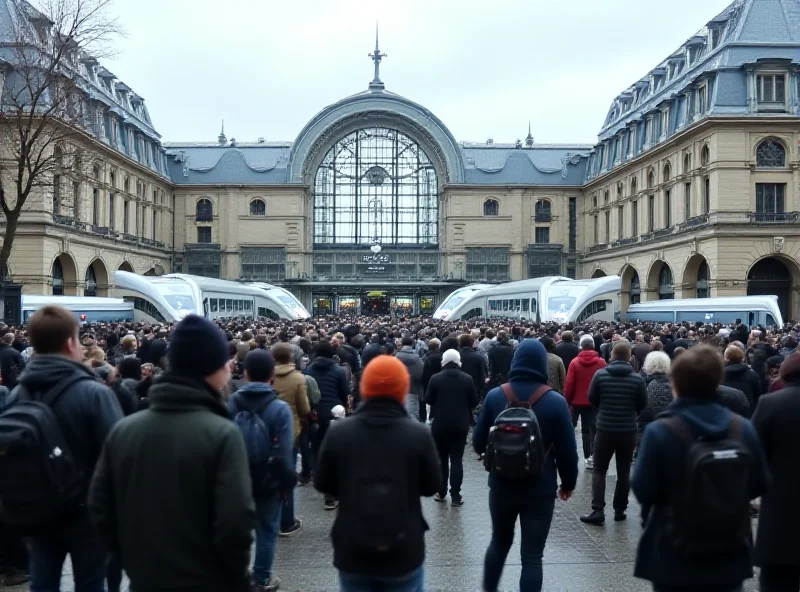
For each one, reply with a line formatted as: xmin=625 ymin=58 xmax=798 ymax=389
xmin=0 ymin=375 xmax=92 ymax=532
xmin=484 ymin=383 xmax=550 ymax=479
xmin=232 ymin=394 xmax=287 ymax=498
xmin=661 ymin=414 xmax=753 ymax=557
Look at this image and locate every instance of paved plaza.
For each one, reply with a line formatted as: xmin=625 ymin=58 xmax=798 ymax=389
xmin=12 ymin=433 xmax=761 ymax=592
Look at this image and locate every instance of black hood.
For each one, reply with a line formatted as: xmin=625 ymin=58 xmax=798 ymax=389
xmin=605 ymin=360 xmax=635 ymax=377
xmin=724 ymin=363 xmax=751 ymax=376
xmin=18 ymin=354 xmax=100 ymax=392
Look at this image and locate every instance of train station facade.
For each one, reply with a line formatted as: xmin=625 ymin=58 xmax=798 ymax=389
xmin=2 ymin=0 xmax=800 ymax=319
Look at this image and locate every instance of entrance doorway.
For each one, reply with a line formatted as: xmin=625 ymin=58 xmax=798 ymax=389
xmin=363 ymin=292 xmax=390 ymax=315
xmin=748 ymin=257 xmax=792 ymax=321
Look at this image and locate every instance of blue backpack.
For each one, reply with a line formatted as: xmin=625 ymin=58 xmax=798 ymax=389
xmin=232 ymin=394 xmax=282 ymax=497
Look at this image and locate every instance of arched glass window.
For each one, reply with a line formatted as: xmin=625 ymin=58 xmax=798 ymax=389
xmin=603 ymin=190 xmax=609 ymax=204
xmin=196 ymin=198 xmax=213 ymax=222
xmin=696 ymin=261 xmax=710 ymax=298
xmin=658 ymin=265 xmax=675 ymax=300
xmin=663 ymin=162 xmax=671 ymax=182
xmin=592 ymin=196 xmax=597 ymax=209
xmin=756 ymin=139 xmax=786 ymax=168
xmin=52 ymin=258 xmax=64 ymax=296
xmin=92 ymin=164 xmax=100 ymax=179
xmin=701 ymin=145 xmax=710 ymax=166
xmin=123 ymin=176 xmax=130 ymax=194
xmin=630 ymin=271 xmax=641 ymax=304
xmin=85 ymin=264 xmax=97 ymax=297
xmin=534 ymin=199 xmax=551 ymax=222
xmin=313 ymin=128 xmax=438 ymax=245
xmin=484 ymin=199 xmax=499 ymax=216
xmin=648 ymin=170 xmax=655 ymax=188
xmin=250 ymin=199 xmax=266 ymax=216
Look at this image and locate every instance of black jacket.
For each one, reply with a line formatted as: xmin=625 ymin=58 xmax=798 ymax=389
xmin=10 ymin=355 xmax=123 ymax=499
xmin=304 ymin=357 xmax=350 ymax=422
xmin=458 ymin=347 xmax=487 ymax=395
xmin=425 ymin=365 xmax=478 ymax=432
xmin=0 ymin=343 xmax=23 ymax=390
xmin=421 ymin=350 xmax=442 ymax=394
xmin=360 ymin=341 xmax=384 ymax=370
xmin=716 ymin=385 xmax=750 ymax=418
xmin=588 ymin=360 xmax=647 ymax=433
xmin=314 ymin=398 xmax=440 ymax=577
xmin=554 ymin=341 xmax=580 ymax=372
xmin=753 ymin=385 xmax=800 ymax=567
xmin=723 ymin=363 xmax=762 ymax=409
xmin=88 ymin=373 xmax=255 ymax=592
xmin=487 ymin=343 xmax=514 ymax=381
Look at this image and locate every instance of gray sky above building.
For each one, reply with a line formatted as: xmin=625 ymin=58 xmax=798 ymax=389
xmin=106 ymin=0 xmax=733 ymax=145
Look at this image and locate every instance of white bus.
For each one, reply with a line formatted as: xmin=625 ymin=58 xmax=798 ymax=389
xmin=627 ymin=295 xmax=783 ymax=327
xmin=113 ymin=271 xmax=310 ymax=323
xmin=247 ymin=283 xmax=310 ymax=320
xmin=545 ymin=276 xmax=621 ymax=324
xmin=432 ymin=284 xmax=492 ymax=320
xmin=21 ymin=295 xmax=133 ymax=324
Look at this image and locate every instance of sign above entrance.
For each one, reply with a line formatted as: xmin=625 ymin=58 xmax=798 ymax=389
xmin=362 ymin=253 xmax=390 ymax=264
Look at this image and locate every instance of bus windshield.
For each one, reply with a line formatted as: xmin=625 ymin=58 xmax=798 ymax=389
xmin=546 ymin=285 xmax=588 ymax=320
xmin=154 ymin=283 xmax=197 ymax=314
xmin=439 ymin=296 xmax=465 ymax=311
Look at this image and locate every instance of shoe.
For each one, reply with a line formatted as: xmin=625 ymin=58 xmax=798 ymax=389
xmin=580 ymin=509 xmax=605 ymax=525
xmin=585 ymin=456 xmax=594 ymax=470
xmin=297 ymin=476 xmax=311 ymax=487
xmin=263 ymin=576 xmax=281 ymax=591
xmin=324 ymin=500 xmax=339 ymax=511
xmin=614 ymin=512 xmax=627 ymax=522
xmin=279 ymin=518 xmax=302 ymax=537
xmin=477 ymin=453 xmax=485 ymax=461
xmin=451 ymin=497 xmax=464 ymax=507
xmin=3 ymin=570 xmax=30 ymax=586
xmin=434 ymin=493 xmax=446 ymax=503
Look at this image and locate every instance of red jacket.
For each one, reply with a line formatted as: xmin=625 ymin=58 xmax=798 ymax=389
xmin=564 ymin=349 xmax=606 ymax=407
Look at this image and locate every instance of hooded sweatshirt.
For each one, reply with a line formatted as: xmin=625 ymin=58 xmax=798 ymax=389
xmin=564 ymin=349 xmax=606 ymax=407
xmin=473 ymin=339 xmax=578 ymax=497
xmin=272 ymin=363 xmax=310 ymax=443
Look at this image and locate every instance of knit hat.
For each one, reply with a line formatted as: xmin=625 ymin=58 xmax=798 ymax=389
xmin=244 ymin=349 xmax=275 ymax=382
xmin=579 ymin=334 xmax=595 ymax=349
xmin=442 ymin=349 xmax=461 ymax=367
xmin=361 ymin=355 xmax=409 ymax=403
xmin=168 ymin=315 xmax=229 ymax=379
xmin=331 ymin=405 xmax=346 ymax=419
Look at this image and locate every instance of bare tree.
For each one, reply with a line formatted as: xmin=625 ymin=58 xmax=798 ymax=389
xmin=0 ymin=0 xmax=121 ymax=279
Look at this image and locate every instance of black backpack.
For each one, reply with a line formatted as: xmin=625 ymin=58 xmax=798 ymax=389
xmin=661 ymin=414 xmax=753 ymax=557
xmin=0 ymin=376 xmax=91 ymax=532
xmin=484 ymin=383 xmax=550 ymax=479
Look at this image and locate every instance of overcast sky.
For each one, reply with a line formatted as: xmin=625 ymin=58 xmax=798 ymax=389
xmin=104 ymin=0 xmax=733 ymax=146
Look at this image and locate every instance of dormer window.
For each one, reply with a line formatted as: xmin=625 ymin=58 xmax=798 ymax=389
xmin=697 ymin=85 xmax=707 ymax=115
xmin=661 ymin=108 xmax=670 ymax=139
xmin=757 ymin=73 xmax=786 ymax=112
xmin=710 ymin=27 xmax=721 ymax=50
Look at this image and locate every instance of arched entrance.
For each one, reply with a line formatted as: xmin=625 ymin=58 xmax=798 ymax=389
xmin=591 ymin=269 xmax=607 ymax=279
xmin=144 ymin=268 xmax=157 ymax=276
xmin=747 ymin=257 xmax=794 ymax=321
xmin=85 ymin=259 xmax=110 ymax=297
xmin=682 ymin=254 xmax=710 ymax=299
xmin=52 ymin=253 xmax=78 ymax=296
xmin=620 ymin=265 xmax=641 ymax=312
xmin=647 ymin=260 xmax=674 ymax=300
xmin=118 ymin=261 xmax=135 ymax=273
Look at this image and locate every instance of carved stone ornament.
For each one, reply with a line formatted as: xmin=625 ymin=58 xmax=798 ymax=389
xmin=774 ymin=236 xmax=785 ymax=253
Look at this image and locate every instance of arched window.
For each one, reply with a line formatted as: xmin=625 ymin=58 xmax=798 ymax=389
xmin=663 ymin=162 xmax=671 ymax=182
xmin=53 ymin=146 xmax=63 ymax=167
xmin=592 ymin=195 xmax=597 ymax=209
xmin=696 ymin=261 xmax=710 ymax=298
xmin=701 ymin=145 xmax=710 ymax=166
xmin=123 ymin=176 xmax=130 ymax=194
xmin=603 ymin=190 xmax=609 ymax=205
xmin=631 ymin=177 xmax=638 ymax=195
xmin=52 ymin=258 xmax=64 ymax=296
xmin=658 ymin=265 xmax=674 ymax=300
xmin=616 ymin=183 xmax=623 ymax=200
xmin=109 ymin=170 xmax=116 ymax=188
xmin=756 ymin=139 xmax=786 ymax=168
xmin=85 ymin=264 xmax=97 ymax=297
xmin=249 ymin=199 xmax=266 ymax=216
xmin=630 ymin=271 xmax=641 ymax=304
xmin=535 ymin=199 xmax=551 ymax=222
xmin=196 ymin=198 xmax=213 ymax=221
xmin=484 ymin=199 xmax=499 ymax=217
xmin=647 ymin=170 xmax=655 ymax=188
xmin=92 ymin=164 xmax=100 ymax=179
xmin=684 ymin=153 xmax=691 ymax=173
xmin=136 ymin=180 xmax=144 ymax=198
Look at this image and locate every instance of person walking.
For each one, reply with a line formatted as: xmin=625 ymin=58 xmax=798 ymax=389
xmin=554 ymin=330 xmax=580 ymax=371
xmin=458 ymin=333 xmax=487 ymax=400
xmin=563 ymin=334 xmax=606 ymax=469
xmin=424 ymin=349 xmax=478 ymax=506
xmin=314 ymin=355 xmax=440 ymax=591
xmin=0 ymin=333 xmax=23 ymax=390
xmin=722 ymin=345 xmax=762 ymax=410
xmin=487 ymin=331 xmax=514 ymax=387
xmin=580 ymin=341 xmax=647 ymax=525
xmin=395 ymin=336 xmax=425 ymax=421
xmin=637 ymin=351 xmax=672 ymax=432
xmin=473 ymin=339 xmax=578 ymax=592
xmin=88 ymin=315 xmax=255 ymax=592
xmin=752 ymin=352 xmax=800 ymax=592
xmin=541 ymin=336 xmax=565 ymax=394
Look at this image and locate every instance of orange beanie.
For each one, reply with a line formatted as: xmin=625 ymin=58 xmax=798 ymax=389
xmin=361 ymin=355 xmax=410 ymax=403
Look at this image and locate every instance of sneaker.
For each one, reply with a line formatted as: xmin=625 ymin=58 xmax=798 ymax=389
xmin=324 ymin=499 xmax=339 ymax=511
xmin=297 ymin=476 xmax=311 ymax=487
xmin=434 ymin=493 xmax=446 ymax=503
xmin=279 ymin=518 xmax=302 ymax=537
xmin=579 ymin=509 xmax=605 ymax=525
xmin=451 ymin=497 xmax=464 ymax=507
xmin=263 ymin=576 xmax=281 ymax=592
xmin=585 ymin=456 xmax=594 ymax=470
xmin=614 ymin=512 xmax=627 ymax=522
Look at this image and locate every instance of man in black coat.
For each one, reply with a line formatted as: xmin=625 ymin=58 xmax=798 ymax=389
xmin=457 ymin=333 xmax=487 ymax=398
xmin=487 ymin=331 xmax=514 ymax=386
xmin=722 ymin=345 xmax=762 ymax=409
xmin=0 ymin=333 xmax=23 ymax=390
xmin=555 ymin=331 xmax=580 ymax=372
xmin=717 ymin=384 xmax=751 ymax=418
xmin=424 ymin=349 xmax=478 ymax=506
xmin=752 ymin=353 xmax=800 ymax=592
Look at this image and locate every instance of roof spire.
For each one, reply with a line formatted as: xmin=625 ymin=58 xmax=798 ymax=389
xmin=368 ymin=22 xmax=387 ymax=92
xmin=525 ymin=121 xmax=534 ymax=147
xmin=218 ymin=120 xmax=227 ymax=146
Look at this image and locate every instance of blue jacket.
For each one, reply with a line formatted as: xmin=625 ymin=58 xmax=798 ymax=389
xmin=304 ymin=357 xmax=350 ymax=422
xmin=632 ymin=397 xmax=768 ymax=588
xmin=228 ymin=382 xmax=293 ymax=474
xmin=473 ymin=339 xmax=578 ymax=497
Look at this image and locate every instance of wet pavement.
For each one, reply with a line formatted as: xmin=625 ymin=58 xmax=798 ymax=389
xmin=11 ymin=431 xmax=761 ymax=591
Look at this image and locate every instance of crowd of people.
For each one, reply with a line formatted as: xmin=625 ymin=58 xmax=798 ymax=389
xmin=0 ymin=309 xmax=797 ymax=591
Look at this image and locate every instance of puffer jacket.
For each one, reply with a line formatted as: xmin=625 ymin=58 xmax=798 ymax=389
xmin=395 ymin=347 xmax=423 ymax=396
xmin=564 ymin=349 xmax=606 ymax=407
xmin=304 ymin=357 xmax=350 ymax=422
xmin=588 ymin=360 xmax=647 ymax=433
xmin=272 ymin=364 xmax=311 ymax=442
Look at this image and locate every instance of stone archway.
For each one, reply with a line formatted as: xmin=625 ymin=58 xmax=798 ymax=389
xmin=591 ymin=268 xmax=607 ymax=279
xmin=647 ymin=260 xmax=675 ymax=300
xmin=747 ymin=256 xmax=800 ymax=321
xmin=118 ymin=260 xmax=135 ymax=273
xmin=85 ymin=258 xmax=110 ymax=297
xmin=52 ymin=253 xmax=78 ymax=296
xmin=619 ymin=264 xmax=641 ymax=312
xmin=682 ymin=254 xmax=710 ymax=299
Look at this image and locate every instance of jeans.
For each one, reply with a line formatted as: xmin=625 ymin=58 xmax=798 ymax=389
xmin=483 ymin=488 xmax=555 ymax=592
xmin=432 ymin=427 xmax=468 ymax=499
xmin=281 ymin=448 xmax=299 ymax=530
xmin=406 ymin=393 xmax=422 ymax=421
xmin=339 ymin=565 xmax=424 ymax=592
xmin=106 ymin=553 xmax=122 ymax=592
xmin=252 ymin=493 xmax=282 ymax=585
xmin=760 ymin=564 xmax=800 ymax=592
xmin=299 ymin=426 xmax=312 ymax=479
xmin=28 ymin=515 xmax=107 ymax=592
xmin=570 ymin=406 xmax=596 ymax=459
xmin=591 ymin=430 xmax=637 ymax=513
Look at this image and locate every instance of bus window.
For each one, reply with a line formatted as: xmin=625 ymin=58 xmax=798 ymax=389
xmin=748 ymin=312 xmax=755 ymax=327
xmin=766 ymin=314 xmax=776 ymax=327
xmin=522 ymin=299 xmax=529 ymax=312
xmin=210 ymin=298 xmax=218 ymax=312
xmin=531 ymin=299 xmax=537 ymax=313
xmin=514 ymin=299 xmax=521 ymax=311
xmin=226 ymin=299 xmax=233 ymax=312
xmin=203 ymin=299 xmax=209 ymax=317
